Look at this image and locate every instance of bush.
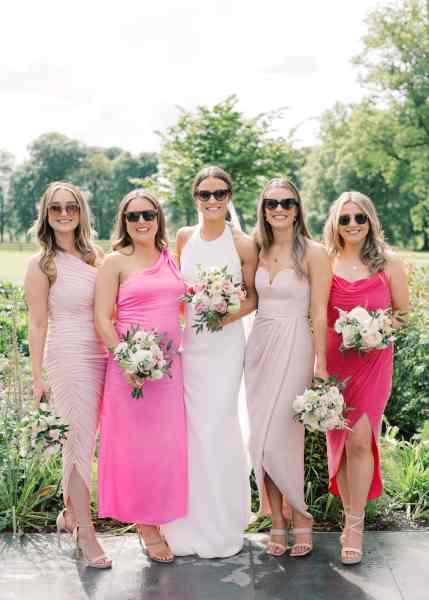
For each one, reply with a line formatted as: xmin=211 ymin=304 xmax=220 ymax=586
xmin=385 ymin=265 xmax=429 ymax=438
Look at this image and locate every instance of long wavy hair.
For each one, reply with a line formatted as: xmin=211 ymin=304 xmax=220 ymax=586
xmin=192 ymin=165 xmax=233 ymax=223
xmin=255 ymin=178 xmax=311 ymax=278
xmin=32 ymin=181 xmax=96 ymax=284
xmin=111 ymin=188 xmax=167 ymax=252
xmin=323 ymin=191 xmax=388 ymax=273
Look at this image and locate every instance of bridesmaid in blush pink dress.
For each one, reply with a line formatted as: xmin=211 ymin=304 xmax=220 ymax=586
xmin=25 ymin=181 xmax=111 ymax=569
xmin=324 ymin=191 xmax=409 ymax=565
xmin=95 ymin=189 xmax=187 ymax=564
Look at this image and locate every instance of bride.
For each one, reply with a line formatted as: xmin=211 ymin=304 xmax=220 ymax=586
xmin=161 ymin=165 xmax=258 ymax=558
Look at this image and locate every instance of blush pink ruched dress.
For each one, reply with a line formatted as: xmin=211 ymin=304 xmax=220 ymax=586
xmin=45 ymin=251 xmax=107 ymax=503
xmin=326 ymin=272 xmax=394 ymax=500
xmin=98 ymin=248 xmax=188 ymax=524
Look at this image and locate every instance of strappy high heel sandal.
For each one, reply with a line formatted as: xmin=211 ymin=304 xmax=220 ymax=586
xmin=340 ymin=505 xmax=350 ymax=546
xmin=266 ymin=528 xmax=288 ymax=557
xmin=137 ymin=527 xmax=175 ymax=564
xmin=290 ymin=527 xmax=313 ymax=557
xmin=341 ymin=513 xmax=364 ymax=565
xmin=56 ymin=508 xmax=75 ymax=547
xmin=72 ymin=524 xmax=112 ymax=569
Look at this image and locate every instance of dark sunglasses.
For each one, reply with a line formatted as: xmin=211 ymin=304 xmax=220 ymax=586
xmin=48 ymin=203 xmax=80 ymax=215
xmin=196 ymin=189 xmax=230 ymax=201
xmin=338 ymin=213 xmax=368 ymax=226
xmin=125 ymin=210 xmax=158 ymax=222
xmin=264 ymin=198 xmax=298 ymax=210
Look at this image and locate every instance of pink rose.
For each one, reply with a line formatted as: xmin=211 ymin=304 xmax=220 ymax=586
xmin=186 ymin=285 xmax=196 ymax=295
xmin=195 ymin=302 xmax=206 ymax=314
xmin=195 ymin=283 xmax=207 ymax=294
xmin=214 ymin=299 xmax=228 ymax=314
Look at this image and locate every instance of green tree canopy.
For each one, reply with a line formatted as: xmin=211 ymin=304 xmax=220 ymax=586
xmin=157 ymin=95 xmax=303 ymax=229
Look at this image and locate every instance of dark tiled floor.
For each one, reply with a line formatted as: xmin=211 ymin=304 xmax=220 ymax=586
xmin=1 ymin=531 xmax=428 ymax=600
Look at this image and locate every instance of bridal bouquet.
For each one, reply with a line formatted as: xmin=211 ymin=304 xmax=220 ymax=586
xmin=293 ymin=376 xmax=349 ymax=432
xmin=180 ymin=264 xmax=246 ymax=334
xmin=334 ymin=306 xmax=395 ymax=354
xmin=114 ymin=326 xmax=174 ymax=398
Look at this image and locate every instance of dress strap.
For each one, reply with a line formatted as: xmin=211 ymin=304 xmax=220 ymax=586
xmin=163 ymin=247 xmax=182 ymax=281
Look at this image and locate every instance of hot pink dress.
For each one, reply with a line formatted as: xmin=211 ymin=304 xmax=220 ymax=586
xmin=98 ymin=248 xmax=187 ymax=524
xmin=326 ymin=272 xmax=393 ymax=500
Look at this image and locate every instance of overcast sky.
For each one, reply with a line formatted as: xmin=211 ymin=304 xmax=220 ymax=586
xmin=1 ymin=0 xmax=381 ymax=163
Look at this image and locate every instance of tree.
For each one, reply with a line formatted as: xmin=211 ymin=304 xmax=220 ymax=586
xmin=0 ymin=150 xmax=15 ymax=242
xmin=9 ymin=133 xmax=87 ymax=235
xmin=352 ymin=0 xmax=429 ymax=247
xmin=158 ymin=95 xmax=302 ymax=229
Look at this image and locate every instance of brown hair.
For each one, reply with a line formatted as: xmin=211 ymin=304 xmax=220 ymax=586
xmin=192 ymin=165 xmax=233 ymax=223
xmin=255 ymin=178 xmax=311 ymax=278
xmin=111 ymin=188 xmax=167 ymax=252
xmin=323 ymin=191 xmax=388 ymax=273
xmin=32 ymin=181 xmax=96 ymax=284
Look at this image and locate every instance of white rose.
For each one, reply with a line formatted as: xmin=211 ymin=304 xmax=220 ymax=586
xmin=342 ymin=324 xmax=359 ymax=348
xmin=348 ymin=306 xmax=372 ymax=328
xmin=361 ymin=328 xmax=383 ymax=348
xmin=151 ymin=369 xmax=164 ymax=380
xmin=293 ymin=395 xmax=306 ymax=413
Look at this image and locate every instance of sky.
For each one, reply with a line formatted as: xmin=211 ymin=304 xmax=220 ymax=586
xmin=1 ymin=0 xmax=382 ymax=163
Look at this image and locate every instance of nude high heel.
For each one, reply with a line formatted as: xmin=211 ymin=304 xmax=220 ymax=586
xmin=56 ymin=508 xmax=75 ymax=547
xmin=137 ymin=527 xmax=175 ymax=564
xmin=266 ymin=528 xmax=288 ymax=557
xmin=72 ymin=524 xmax=112 ymax=569
xmin=341 ymin=513 xmax=364 ymax=565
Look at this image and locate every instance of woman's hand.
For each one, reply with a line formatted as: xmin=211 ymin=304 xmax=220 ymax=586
xmin=33 ymin=378 xmax=50 ymax=407
xmin=314 ymin=365 xmax=329 ymax=380
xmin=126 ymin=373 xmax=144 ymax=389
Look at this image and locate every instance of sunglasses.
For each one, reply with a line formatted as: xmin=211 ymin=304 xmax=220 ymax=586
xmin=196 ymin=189 xmax=230 ymax=201
xmin=48 ymin=203 xmax=80 ymax=216
xmin=338 ymin=213 xmax=368 ymax=226
xmin=125 ymin=210 xmax=158 ymax=223
xmin=263 ymin=198 xmax=298 ymax=210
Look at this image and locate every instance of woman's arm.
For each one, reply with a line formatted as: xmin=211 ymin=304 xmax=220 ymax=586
xmin=385 ymin=254 xmax=410 ymax=328
xmin=24 ymin=255 xmax=50 ymax=405
xmin=94 ymin=255 xmax=121 ymax=351
xmin=307 ymin=242 xmax=333 ymax=379
xmin=222 ymin=232 xmax=259 ymax=326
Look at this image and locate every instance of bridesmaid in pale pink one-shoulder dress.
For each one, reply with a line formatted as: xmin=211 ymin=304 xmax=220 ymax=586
xmin=95 ymin=189 xmax=187 ymax=564
xmin=25 ymin=181 xmax=111 ymax=569
xmin=324 ymin=191 xmax=409 ymax=565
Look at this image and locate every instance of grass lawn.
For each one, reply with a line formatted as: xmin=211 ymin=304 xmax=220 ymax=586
xmin=1 ymin=244 xmax=428 ymax=283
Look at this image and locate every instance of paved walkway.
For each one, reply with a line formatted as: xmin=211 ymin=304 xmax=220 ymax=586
xmin=1 ymin=531 xmax=427 ymax=599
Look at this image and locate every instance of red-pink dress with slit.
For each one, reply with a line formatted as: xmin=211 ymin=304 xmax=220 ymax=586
xmin=326 ymin=272 xmax=393 ymax=500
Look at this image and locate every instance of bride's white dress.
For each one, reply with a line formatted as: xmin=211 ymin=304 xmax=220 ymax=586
xmin=161 ymin=224 xmax=250 ymax=558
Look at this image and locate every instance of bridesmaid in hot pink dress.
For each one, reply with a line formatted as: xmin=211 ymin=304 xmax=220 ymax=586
xmin=324 ymin=191 xmax=409 ymax=565
xmin=95 ymin=189 xmax=187 ymax=564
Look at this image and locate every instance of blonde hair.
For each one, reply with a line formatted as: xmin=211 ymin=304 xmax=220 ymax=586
xmin=323 ymin=191 xmax=388 ymax=273
xmin=255 ymin=178 xmax=311 ymax=278
xmin=32 ymin=181 xmax=96 ymax=284
xmin=111 ymin=188 xmax=167 ymax=252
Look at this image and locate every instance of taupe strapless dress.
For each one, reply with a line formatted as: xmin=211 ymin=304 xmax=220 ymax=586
xmin=245 ymin=266 xmax=314 ymax=516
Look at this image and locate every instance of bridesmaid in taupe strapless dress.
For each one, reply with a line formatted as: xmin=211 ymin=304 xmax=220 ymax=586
xmin=245 ymin=178 xmax=331 ymax=558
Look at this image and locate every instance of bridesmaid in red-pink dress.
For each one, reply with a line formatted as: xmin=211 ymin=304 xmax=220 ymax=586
xmin=323 ymin=191 xmax=409 ymax=566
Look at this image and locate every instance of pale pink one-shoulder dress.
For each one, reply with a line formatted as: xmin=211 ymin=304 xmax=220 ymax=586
xmin=45 ymin=251 xmax=107 ymax=502
xmin=98 ymin=248 xmax=188 ymax=524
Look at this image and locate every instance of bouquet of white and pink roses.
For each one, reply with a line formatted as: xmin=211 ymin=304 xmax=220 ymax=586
xmin=334 ymin=306 xmax=395 ymax=354
xmin=114 ymin=326 xmax=174 ymax=398
xmin=180 ymin=264 xmax=246 ymax=334
xmin=293 ymin=376 xmax=349 ymax=432
xmin=20 ymin=397 xmax=69 ymax=459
